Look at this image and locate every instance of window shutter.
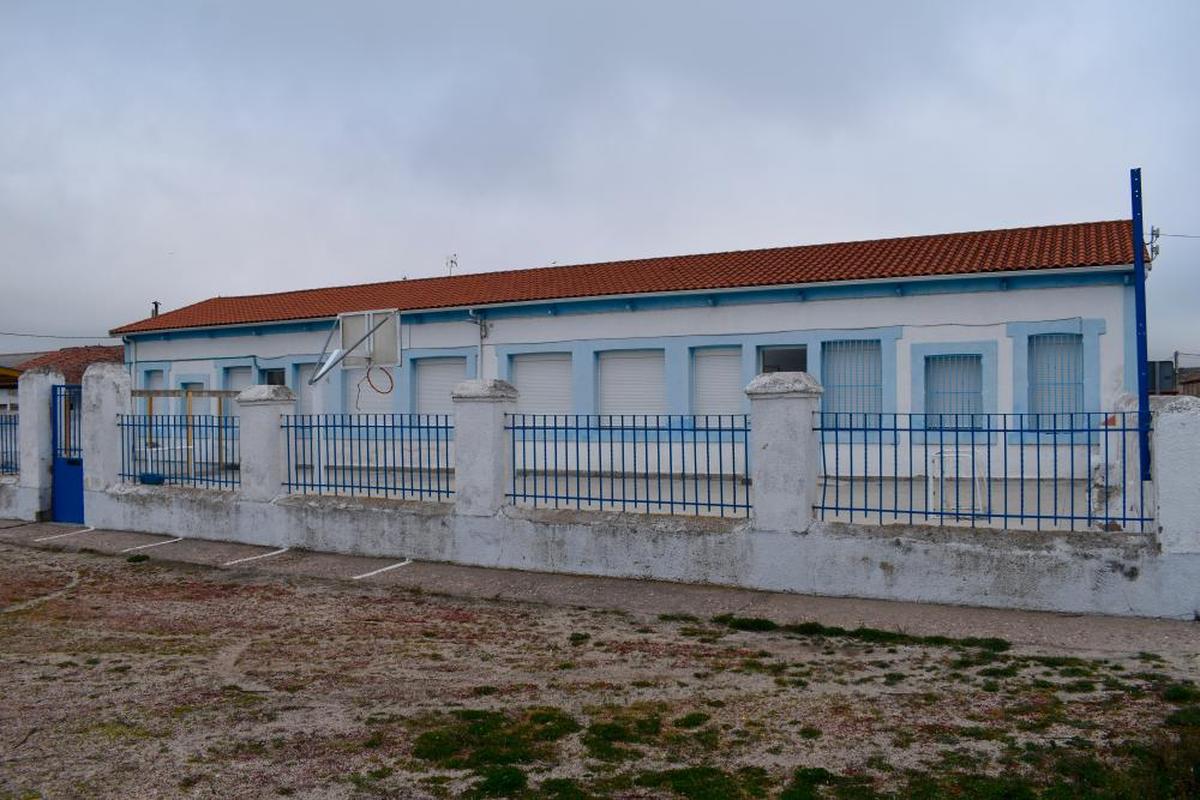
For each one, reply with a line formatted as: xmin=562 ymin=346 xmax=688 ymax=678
xmin=1028 ymin=334 xmax=1083 ymax=418
xmin=415 ymin=358 xmax=467 ymax=414
xmin=924 ymin=354 xmax=983 ymax=428
xmin=692 ymin=348 xmax=743 ymax=415
xmin=512 ymin=353 xmax=572 ymax=413
xmin=821 ymin=340 xmax=883 ymax=424
xmin=598 ymin=350 xmax=666 ymax=414
xmin=295 ymin=364 xmax=317 ymax=415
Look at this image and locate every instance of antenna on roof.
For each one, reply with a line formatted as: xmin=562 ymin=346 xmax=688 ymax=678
xmin=446 ymin=254 xmax=457 ymax=276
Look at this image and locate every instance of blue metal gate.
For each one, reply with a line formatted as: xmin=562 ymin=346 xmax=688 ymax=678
xmin=52 ymin=384 xmax=84 ymax=523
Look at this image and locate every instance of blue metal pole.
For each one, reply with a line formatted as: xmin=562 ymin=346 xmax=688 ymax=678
xmin=1130 ymin=167 xmax=1152 ymax=481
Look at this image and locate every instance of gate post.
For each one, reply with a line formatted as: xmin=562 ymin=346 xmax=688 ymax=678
xmin=745 ymin=372 xmax=824 ymax=533
xmin=451 ymin=379 xmax=518 ymax=517
xmin=236 ymin=385 xmax=295 ymax=502
xmin=82 ymin=363 xmax=132 ymax=495
xmin=15 ymin=368 xmax=63 ymax=521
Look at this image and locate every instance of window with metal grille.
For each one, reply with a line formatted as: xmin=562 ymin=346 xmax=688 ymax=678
xmin=1028 ymin=333 xmax=1083 ymax=428
xmin=924 ymin=354 xmax=983 ymax=429
xmin=821 ymin=340 xmax=882 ymax=426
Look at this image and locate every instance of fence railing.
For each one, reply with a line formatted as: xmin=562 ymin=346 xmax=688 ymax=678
xmin=282 ymin=414 xmax=454 ymax=501
xmin=814 ymin=411 xmax=1152 ymax=532
xmin=505 ymin=414 xmax=751 ymax=517
xmin=0 ymin=414 xmax=17 ymax=475
xmin=118 ymin=415 xmax=241 ymax=489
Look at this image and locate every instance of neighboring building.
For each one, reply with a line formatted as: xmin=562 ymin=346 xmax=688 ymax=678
xmin=1178 ymin=368 xmax=1200 ymax=398
xmin=0 ymin=352 xmax=48 ymax=411
xmin=110 ymin=220 xmax=1141 ymax=420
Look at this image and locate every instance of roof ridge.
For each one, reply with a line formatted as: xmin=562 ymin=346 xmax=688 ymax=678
xmin=201 ymin=218 xmax=1131 ymax=304
xmin=112 ymin=217 xmax=1132 ymax=335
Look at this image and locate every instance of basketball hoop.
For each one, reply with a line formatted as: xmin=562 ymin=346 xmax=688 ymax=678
xmin=366 ymin=364 xmax=395 ymax=395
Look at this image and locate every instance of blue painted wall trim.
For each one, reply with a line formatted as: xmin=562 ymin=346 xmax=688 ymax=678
xmin=1006 ymin=318 xmax=1106 ymax=442
xmin=497 ymin=327 xmax=903 ymax=416
xmin=909 ymin=341 xmax=999 ymax=442
xmin=400 ymin=347 xmax=478 ymax=413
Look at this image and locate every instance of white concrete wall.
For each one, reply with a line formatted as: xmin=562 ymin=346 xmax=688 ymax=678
xmin=124 ymin=282 xmax=1131 ymax=415
xmin=83 ymin=489 xmax=1200 ymax=619
xmin=66 ymin=361 xmax=1200 ymax=619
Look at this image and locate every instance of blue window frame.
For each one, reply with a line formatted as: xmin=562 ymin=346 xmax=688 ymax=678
xmin=821 ymin=339 xmax=882 ymax=426
xmin=924 ymin=354 xmax=983 ymax=429
xmin=1028 ymin=333 xmax=1083 ymax=428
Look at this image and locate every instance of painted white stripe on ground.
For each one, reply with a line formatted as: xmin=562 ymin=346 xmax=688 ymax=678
xmin=118 ymin=537 xmax=183 ymax=554
xmin=223 ymin=547 xmax=289 ymax=567
xmin=34 ymin=526 xmax=95 ymax=542
xmin=351 ymin=559 xmax=412 ymax=580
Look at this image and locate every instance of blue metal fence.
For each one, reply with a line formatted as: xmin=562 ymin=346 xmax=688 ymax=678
xmin=505 ymin=414 xmax=750 ymax=517
xmin=0 ymin=414 xmax=17 ymax=474
xmin=814 ymin=411 xmax=1152 ymax=532
xmin=282 ymin=414 xmax=454 ymax=501
xmin=119 ymin=415 xmax=241 ymax=489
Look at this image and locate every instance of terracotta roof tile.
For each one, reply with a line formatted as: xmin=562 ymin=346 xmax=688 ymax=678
xmin=112 ymin=219 xmax=1134 ymax=335
xmin=16 ymin=346 xmax=125 ymax=383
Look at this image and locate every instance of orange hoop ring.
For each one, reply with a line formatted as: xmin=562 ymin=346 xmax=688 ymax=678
xmin=366 ymin=364 xmax=395 ymax=395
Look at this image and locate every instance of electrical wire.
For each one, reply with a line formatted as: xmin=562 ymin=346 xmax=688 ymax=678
xmin=0 ymin=330 xmax=117 ymax=340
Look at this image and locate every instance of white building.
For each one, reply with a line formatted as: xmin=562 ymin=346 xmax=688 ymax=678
xmin=110 ymin=220 xmax=1141 ymax=422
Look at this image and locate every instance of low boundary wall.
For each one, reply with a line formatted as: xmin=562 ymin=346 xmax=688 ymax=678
xmin=84 ymin=485 xmax=1200 ymax=619
xmin=7 ymin=363 xmax=1199 ymax=620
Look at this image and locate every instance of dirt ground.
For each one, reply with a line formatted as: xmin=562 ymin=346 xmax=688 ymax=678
xmin=1 ymin=541 xmax=1199 ymax=800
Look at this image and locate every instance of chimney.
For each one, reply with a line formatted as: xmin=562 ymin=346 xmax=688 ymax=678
xmin=151 ymin=301 xmax=161 ymax=318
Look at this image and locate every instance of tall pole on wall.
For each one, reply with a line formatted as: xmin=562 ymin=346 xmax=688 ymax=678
xmin=1130 ymin=167 xmax=1152 ymax=480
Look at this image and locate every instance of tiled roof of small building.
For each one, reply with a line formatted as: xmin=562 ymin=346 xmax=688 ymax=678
xmin=16 ymin=346 xmax=125 ymax=383
xmin=112 ymin=219 xmax=1134 ymax=335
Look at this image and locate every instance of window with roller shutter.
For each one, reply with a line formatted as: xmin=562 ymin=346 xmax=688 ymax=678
xmin=597 ymin=350 xmax=665 ymax=415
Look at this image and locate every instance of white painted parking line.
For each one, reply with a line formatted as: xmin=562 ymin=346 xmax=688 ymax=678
xmin=351 ymin=559 xmax=412 ymax=580
xmin=223 ymin=547 xmax=289 ymax=567
xmin=118 ymin=537 xmax=183 ymax=554
xmin=34 ymin=525 xmax=95 ymax=542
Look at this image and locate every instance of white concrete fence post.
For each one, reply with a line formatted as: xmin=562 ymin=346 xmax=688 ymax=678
xmin=1151 ymin=395 xmax=1200 ymax=553
xmin=451 ymin=379 xmax=518 ymax=517
xmin=82 ymin=363 xmax=133 ymax=500
xmin=16 ymin=368 xmax=64 ymax=521
xmin=236 ymin=385 xmax=295 ymax=502
xmin=745 ymin=372 xmax=824 ymax=533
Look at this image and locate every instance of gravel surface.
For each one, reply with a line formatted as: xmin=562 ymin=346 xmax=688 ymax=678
xmin=1 ymin=542 xmax=1197 ymax=799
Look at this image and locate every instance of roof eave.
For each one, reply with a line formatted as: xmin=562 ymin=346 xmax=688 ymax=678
xmin=114 ymin=262 xmax=1135 ymax=337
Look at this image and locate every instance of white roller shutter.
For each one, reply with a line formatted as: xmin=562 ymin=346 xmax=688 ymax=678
xmin=692 ymin=347 xmax=743 ymax=415
xmin=512 ymin=353 xmax=572 ymax=413
xmin=295 ymin=364 xmax=317 ymax=414
xmin=415 ymin=358 xmax=466 ymax=414
xmin=225 ymin=366 xmax=252 ymax=392
xmin=344 ymin=367 xmax=396 ymax=413
xmin=598 ymin=350 xmax=665 ymax=414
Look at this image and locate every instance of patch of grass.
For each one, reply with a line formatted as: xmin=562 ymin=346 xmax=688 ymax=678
xmin=798 ymin=726 xmax=822 ymax=740
xmin=412 ymin=707 xmax=580 ymax=770
xmin=472 ymin=685 xmax=500 ymax=697
xmin=568 ymin=632 xmax=591 ymax=646
xmin=126 ymin=554 xmax=150 ymax=563
xmin=711 ymin=614 xmax=778 ymax=632
xmin=635 ymin=766 xmax=769 ymax=800
xmin=534 ymin=778 xmax=593 ymax=799
xmin=673 ymin=712 xmax=710 ymax=729
xmin=658 ymin=613 xmax=700 ymax=623
xmin=1163 ymin=684 xmax=1200 ymax=704
xmin=1165 ymin=706 xmax=1200 ymax=728
xmin=582 ymin=705 xmax=663 ymax=762
xmin=708 ymin=615 xmax=1010 ymax=652
xmin=470 ymin=766 xmax=527 ymax=797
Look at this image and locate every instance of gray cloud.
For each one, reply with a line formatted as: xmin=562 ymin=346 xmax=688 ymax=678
xmin=1 ymin=0 xmax=1196 ymax=357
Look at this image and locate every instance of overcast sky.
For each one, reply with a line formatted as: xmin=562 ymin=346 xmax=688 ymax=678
xmin=1 ymin=1 xmax=1197 ymax=358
